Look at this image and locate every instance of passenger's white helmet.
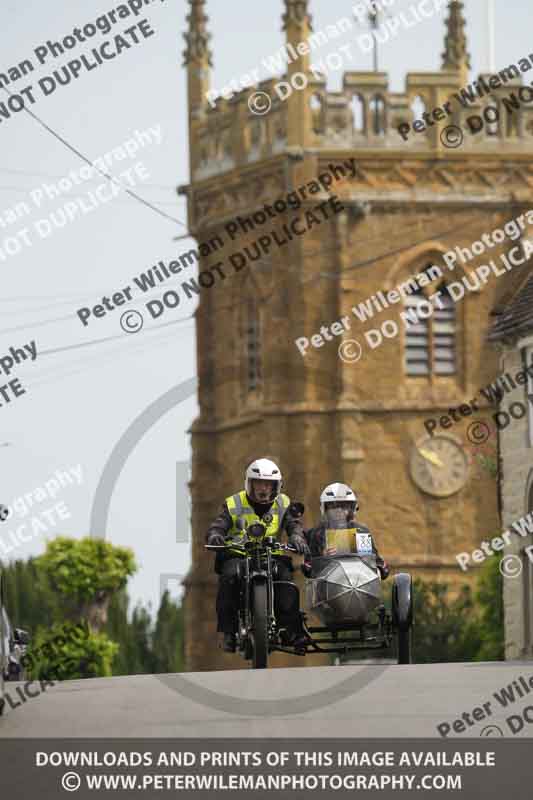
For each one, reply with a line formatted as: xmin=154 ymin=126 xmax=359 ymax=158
xmin=245 ymin=458 xmax=282 ymax=500
xmin=320 ymin=482 xmax=359 ymax=516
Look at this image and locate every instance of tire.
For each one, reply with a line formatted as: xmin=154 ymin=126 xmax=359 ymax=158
xmin=251 ymin=581 xmax=269 ymax=669
xmin=392 ymin=573 xmax=413 ymax=665
xmin=7 ymin=663 xmax=22 ymax=682
xmin=392 ymin=573 xmax=413 ymax=631
xmin=398 ymin=628 xmax=411 ymax=664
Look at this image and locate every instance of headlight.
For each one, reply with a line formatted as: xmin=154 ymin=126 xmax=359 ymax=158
xmin=248 ymin=523 xmax=265 ymax=538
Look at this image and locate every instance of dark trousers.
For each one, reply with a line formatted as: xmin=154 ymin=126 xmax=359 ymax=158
xmin=215 ymin=555 xmax=301 ymax=635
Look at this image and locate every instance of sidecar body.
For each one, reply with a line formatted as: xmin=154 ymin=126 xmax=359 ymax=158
xmin=295 ymin=523 xmax=413 ymax=664
xmin=306 ymin=552 xmax=382 ymax=627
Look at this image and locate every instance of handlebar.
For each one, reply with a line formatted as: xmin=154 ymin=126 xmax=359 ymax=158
xmin=205 ymin=541 xmax=297 ymax=553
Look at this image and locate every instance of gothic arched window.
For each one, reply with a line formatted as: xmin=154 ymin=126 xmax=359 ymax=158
xmin=410 ymin=95 xmax=426 ymax=121
xmin=404 ymin=272 xmax=456 ymax=377
xmin=485 ymin=97 xmax=500 ymax=137
xmin=370 ymin=94 xmax=386 ymax=135
xmin=350 ymin=93 xmax=365 ymax=133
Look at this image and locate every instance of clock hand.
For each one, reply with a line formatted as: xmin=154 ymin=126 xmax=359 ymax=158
xmin=418 ymin=447 xmax=444 ymax=468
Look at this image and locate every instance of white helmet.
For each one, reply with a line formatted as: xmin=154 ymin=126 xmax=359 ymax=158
xmin=320 ymin=482 xmax=359 ymax=516
xmin=245 ymin=458 xmax=282 ymax=500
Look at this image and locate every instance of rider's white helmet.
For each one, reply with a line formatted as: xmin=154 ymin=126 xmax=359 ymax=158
xmin=320 ymin=482 xmax=359 ymax=516
xmin=245 ymin=458 xmax=282 ymax=500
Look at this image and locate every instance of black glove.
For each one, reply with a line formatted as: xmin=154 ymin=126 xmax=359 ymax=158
xmin=377 ymin=558 xmax=390 ymax=580
xmin=289 ymin=535 xmax=310 ymax=556
xmin=288 ymin=501 xmax=305 ymax=519
xmin=207 ymin=532 xmax=226 ymax=547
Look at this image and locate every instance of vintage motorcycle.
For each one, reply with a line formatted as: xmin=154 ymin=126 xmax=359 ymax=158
xmin=207 ymin=515 xmax=413 ymax=669
xmin=206 ymin=522 xmax=300 ymax=669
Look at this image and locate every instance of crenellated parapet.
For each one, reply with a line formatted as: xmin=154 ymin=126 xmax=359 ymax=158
xmin=190 ymin=67 xmax=533 ymax=183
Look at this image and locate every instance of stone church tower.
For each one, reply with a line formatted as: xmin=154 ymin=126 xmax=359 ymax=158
xmin=181 ymin=0 xmax=533 ymax=671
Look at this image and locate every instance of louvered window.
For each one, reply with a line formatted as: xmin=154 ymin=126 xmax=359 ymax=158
xmin=405 ymin=289 xmax=430 ymax=375
xmin=405 ymin=280 xmax=456 ymax=377
xmin=433 ymin=287 xmax=456 ymax=374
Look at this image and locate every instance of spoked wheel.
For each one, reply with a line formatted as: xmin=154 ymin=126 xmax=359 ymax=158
xmin=251 ymin=582 xmax=269 ymax=669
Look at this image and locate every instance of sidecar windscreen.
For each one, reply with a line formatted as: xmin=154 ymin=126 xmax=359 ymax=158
xmin=323 ymin=506 xmax=353 ymax=529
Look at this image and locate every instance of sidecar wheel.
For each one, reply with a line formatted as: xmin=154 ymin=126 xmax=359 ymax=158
xmin=397 ymin=628 xmax=411 ymax=664
xmin=251 ymin=582 xmax=268 ymax=669
xmin=392 ymin=573 xmax=413 ymax=664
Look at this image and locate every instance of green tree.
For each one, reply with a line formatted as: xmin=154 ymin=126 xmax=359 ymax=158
xmin=469 ymin=556 xmax=504 ymax=661
xmin=105 ymin=588 xmax=145 ymax=675
xmin=2 ymin=558 xmax=60 ymax=634
xmin=411 ymin=558 xmax=504 ymax=663
xmin=151 ymin=591 xmax=184 ymax=673
xmin=28 ymin=621 xmax=118 ymax=680
xmin=412 ymin=580 xmax=481 ymax=663
xmin=36 ymin=537 xmax=136 ymax=633
xmin=4 ymin=544 xmax=185 ymax=679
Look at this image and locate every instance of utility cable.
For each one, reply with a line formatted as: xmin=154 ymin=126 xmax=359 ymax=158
xmin=1 ymin=85 xmax=188 ymax=229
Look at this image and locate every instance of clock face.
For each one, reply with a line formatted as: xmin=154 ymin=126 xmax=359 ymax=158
xmin=410 ymin=436 xmax=469 ymax=498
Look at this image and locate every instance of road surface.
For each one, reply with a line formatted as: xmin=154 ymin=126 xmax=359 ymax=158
xmin=1 ymin=661 xmax=533 ymax=738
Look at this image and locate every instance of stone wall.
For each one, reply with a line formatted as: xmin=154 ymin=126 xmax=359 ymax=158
xmin=499 ymin=347 xmax=533 ymax=659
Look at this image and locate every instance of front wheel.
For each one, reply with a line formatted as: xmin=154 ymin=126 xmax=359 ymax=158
xmin=251 ymin=581 xmax=269 ymax=669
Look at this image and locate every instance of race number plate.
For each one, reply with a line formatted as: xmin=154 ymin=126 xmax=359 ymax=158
xmin=355 ymin=532 xmax=373 ymax=554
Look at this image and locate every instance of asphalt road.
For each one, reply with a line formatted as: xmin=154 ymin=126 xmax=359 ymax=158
xmin=1 ymin=661 xmax=533 ymax=738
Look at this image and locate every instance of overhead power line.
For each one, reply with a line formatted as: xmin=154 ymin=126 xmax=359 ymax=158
xmin=0 ymin=165 xmax=181 ymax=191
xmin=0 ymin=86 xmax=188 ymax=229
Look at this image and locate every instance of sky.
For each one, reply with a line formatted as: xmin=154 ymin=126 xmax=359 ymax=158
xmin=0 ymin=0 xmax=530 ymax=617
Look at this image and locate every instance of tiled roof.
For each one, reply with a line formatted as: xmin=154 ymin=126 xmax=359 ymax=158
xmin=489 ymin=270 xmax=533 ymax=342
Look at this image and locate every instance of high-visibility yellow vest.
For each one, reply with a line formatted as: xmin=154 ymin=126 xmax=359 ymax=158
xmin=225 ymin=490 xmax=290 ymax=556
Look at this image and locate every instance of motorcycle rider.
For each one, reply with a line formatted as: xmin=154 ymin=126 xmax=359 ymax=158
xmin=304 ymin=482 xmax=390 ymax=579
xmin=206 ymin=458 xmax=310 ymax=653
